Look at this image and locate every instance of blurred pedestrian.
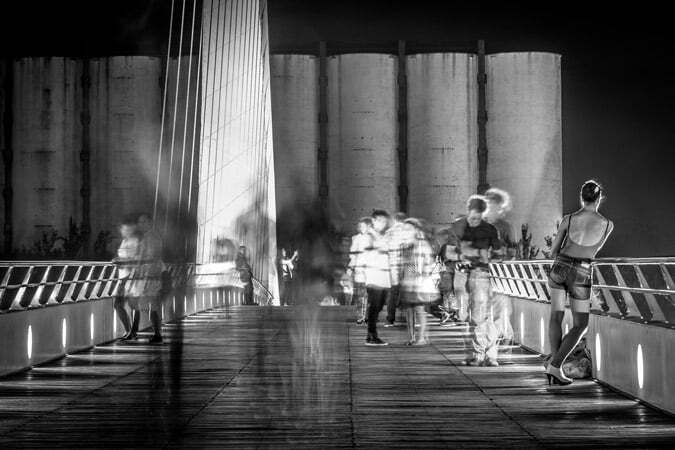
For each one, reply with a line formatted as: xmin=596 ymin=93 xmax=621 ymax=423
xmin=363 ymin=210 xmax=391 ymax=346
xmin=236 ymin=245 xmax=255 ymax=305
xmin=279 ymin=248 xmax=298 ymax=306
xmin=112 ymin=219 xmax=141 ymax=340
xmin=348 ymin=218 xmax=373 ymax=324
xmin=483 ymin=188 xmax=516 ymax=344
xmin=134 ymin=213 xmax=166 ymax=343
xmin=400 ymin=218 xmax=441 ymax=345
xmin=384 ymin=212 xmax=408 ymax=327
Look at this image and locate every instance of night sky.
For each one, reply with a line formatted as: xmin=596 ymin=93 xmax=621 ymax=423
xmin=2 ymin=1 xmax=674 ymax=256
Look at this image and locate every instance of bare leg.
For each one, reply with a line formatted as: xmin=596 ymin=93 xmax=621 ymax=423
xmin=406 ymin=307 xmax=415 ymax=343
xmin=548 ymin=287 xmax=566 ymax=358
xmin=114 ymin=298 xmax=131 ymax=335
xmin=550 ymin=299 xmax=589 ymax=368
xmin=415 ymin=305 xmax=427 ymax=343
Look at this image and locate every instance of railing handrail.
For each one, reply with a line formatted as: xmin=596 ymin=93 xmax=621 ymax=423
xmin=0 ymin=260 xmax=276 ymax=312
xmin=490 ymin=257 xmax=675 ymax=327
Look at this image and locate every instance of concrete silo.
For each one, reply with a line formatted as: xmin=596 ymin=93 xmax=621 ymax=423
xmin=407 ymin=53 xmax=478 ymax=227
xmin=12 ymin=57 xmax=81 ymax=250
xmin=269 ymin=55 xmax=319 ymax=220
xmin=88 ymin=56 xmax=162 ymax=240
xmin=327 ymin=54 xmax=398 ymax=231
xmin=486 ymin=52 xmax=562 ymax=250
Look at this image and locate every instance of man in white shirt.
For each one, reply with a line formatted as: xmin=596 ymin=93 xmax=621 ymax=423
xmin=348 ymin=218 xmax=373 ymax=323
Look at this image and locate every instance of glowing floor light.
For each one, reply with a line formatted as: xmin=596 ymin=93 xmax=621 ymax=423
xmin=637 ymin=344 xmax=644 ymax=389
xmin=595 ymin=333 xmax=602 ymax=372
xmin=113 ymin=309 xmax=118 ymax=336
xmin=173 ymin=297 xmax=176 ymax=313
xmin=62 ymin=318 xmax=67 ymax=349
xmin=27 ymin=325 xmax=33 ymax=359
xmin=193 ymin=295 xmax=197 ymax=313
xmin=90 ymin=313 xmax=95 ymax=341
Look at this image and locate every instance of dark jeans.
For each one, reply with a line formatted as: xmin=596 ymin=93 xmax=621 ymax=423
xmin=280 ymin=279 xmax=292 ymax=306
xmin=366 ymin=287 xmax=389 ymax=337
xmin=386 ymin=285 xmax=400 ymax=324
xmin=425 ymin=300 xmax=445 ymax=319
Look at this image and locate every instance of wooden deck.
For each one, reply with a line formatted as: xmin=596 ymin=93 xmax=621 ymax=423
xmin=1 ymin=306 xmax=674 ymax=449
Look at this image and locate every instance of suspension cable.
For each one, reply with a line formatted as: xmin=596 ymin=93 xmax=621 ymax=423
xmin=206 ymin=0 xmax=233 ymax=262
xmin=196 ymin=0 xmax=216 ymax=263
xmin=185 ymin=0 xmax=205 ymax=259
xmin=177 ymin=0 xmax=198 ymax=223
xmin=164 ymin=0 xmax=188 ymax=235
xmin=153 ymin=0 xmax=176 ymax=223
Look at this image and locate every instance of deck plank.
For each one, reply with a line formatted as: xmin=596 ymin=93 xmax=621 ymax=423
xmin=0 ymin=306 xmax=674 ymax=449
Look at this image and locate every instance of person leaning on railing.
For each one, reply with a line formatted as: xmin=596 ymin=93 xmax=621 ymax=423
xmin=545 ymin=180 xmax=614 ymax=385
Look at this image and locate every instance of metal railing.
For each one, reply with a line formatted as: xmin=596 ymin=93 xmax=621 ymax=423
xmin=489 ymin=258 xmax=675 ymax=327
xmin=1 ymin=261 xmax=275 ymax=313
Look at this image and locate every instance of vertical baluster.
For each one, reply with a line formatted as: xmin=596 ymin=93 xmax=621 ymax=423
xmin=611 ymin=264 xmax=642 ymax=320
xmin=76 ymin=266 xmax=95 ymax=301
xmin=90 ymin=264 xmax=106 ymax=300
xmin=63 ymin=266 xmax=83 ymax=302
xmin=594 ymin=266 xmax=623 ymax=317
xmin=634 ymin=265 xmax=665 ymax=322
xmin=10 ymin=266 xmax=34 ymax=310
xmin=0 ymin=266 xmax=15 ymax=311
xmin=102 ymin=264 xmax=117 ymax=298
xmin=47 ymin=265 xmax=68 ymax=305
xmin=30 ymin=265 xmax=51 ymax=307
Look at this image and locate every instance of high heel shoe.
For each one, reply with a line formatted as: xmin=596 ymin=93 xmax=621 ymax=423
xmin=545 ymin=364 xmax=573 ymax=386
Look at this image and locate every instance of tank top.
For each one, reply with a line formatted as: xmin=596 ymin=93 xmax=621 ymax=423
xmin=560 ymin=213 xmax=610 ymax=260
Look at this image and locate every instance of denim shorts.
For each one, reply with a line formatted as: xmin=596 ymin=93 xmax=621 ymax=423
xmin=548 ymin=254 xmax=592 ymax=300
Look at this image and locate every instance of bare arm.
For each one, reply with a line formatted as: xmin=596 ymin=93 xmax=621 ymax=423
xmin=595 ymin=220 xmax=614 ymax=254
xmin=549 ymin=215 xmax=570 ymax=259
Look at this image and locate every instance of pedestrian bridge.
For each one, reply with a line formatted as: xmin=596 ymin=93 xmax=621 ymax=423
xmin=1 ymin=259 xmax=675 ymax=448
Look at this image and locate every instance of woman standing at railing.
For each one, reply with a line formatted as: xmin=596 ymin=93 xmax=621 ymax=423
xmin=546 ymin=180 xmax=614 ymax=385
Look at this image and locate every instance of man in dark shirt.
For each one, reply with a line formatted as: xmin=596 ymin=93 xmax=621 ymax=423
xmin=445 ymin=195 xmax=502 ymax=366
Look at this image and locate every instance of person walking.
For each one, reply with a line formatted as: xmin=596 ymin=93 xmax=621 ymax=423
xmin=112 ymin=219 xmax=141 ymax=340
xmin=279 ymin=248 xmax=298 ymax=306
xmin=384 ymin=212 xmax=408 ymax=327
xmin=400 ymin=218 xmax=441 ymax=345
xmin=136 ymin=213 xmax=166 ymax=343
xmin=483 ymin=188 xmax=516 ymax=344
xmin=348 ymin=218 xmax=373 ymax=324
xmin=236 ymin=246 xmax=255 ymax=305
xmin=363 ymin=210 xmax=392 ymax=346
xmin=546 ymin=180 xmax=613 ymax=385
